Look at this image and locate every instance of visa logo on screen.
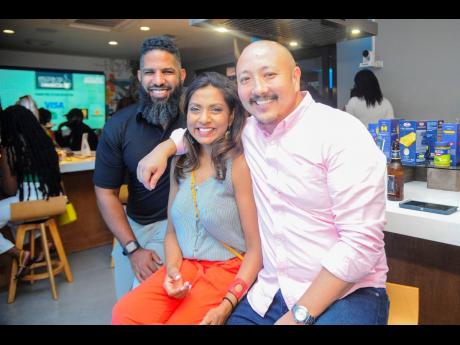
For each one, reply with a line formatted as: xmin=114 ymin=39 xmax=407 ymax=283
xmin=44 ymin=102 xmax=65 ymax=109
xmin=36 ymin=72 xmax=73 ymax=90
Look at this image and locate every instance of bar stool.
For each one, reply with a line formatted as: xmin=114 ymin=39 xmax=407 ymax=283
xmin=8 ymin=196 xmax=73 ymax=303
xmin=110 ymin=184 xmax=128 ymax=268
xmin=386 ymin=282 xmax=419 ymax=325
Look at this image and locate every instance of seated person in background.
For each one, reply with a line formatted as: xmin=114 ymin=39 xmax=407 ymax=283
xmin=38 ymin=107 xmax=56 ymax=142
xmin=112 ymin=72 xmax=262 ymax=325
xmin=0 ymin=105 xmax=63 ymax=271
xmin=1 ymin=147 xmax=34 ymax=278
xmin=55 ymin=108 xmax=98 ymax=151
xmin=16 ymin=95 xmax=40 ymax=121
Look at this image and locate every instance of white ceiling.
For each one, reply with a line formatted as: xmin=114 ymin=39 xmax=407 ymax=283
xmin=0 ymin=19 xmax=236 ymax=66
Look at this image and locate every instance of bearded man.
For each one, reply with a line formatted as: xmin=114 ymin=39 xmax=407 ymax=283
xmin=94 ymin=36 xmax=186 ymax=299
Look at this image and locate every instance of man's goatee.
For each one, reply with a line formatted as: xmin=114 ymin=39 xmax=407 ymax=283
xmin=138 ymin=84 xmax=182 ymax=127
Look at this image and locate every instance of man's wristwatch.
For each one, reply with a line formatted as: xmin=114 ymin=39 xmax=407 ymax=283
xmin=292 ymin=304 xmax=315 ymax=325
xmin=122 ymin=240 xmax=141 ymax=256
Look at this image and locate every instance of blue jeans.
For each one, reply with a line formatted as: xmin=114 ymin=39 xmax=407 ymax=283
xmin=226 ymin=287 xmax=389 ymax=325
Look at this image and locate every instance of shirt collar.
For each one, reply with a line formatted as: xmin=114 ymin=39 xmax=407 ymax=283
xmin=257 ymin=91 xmax=314 ymax=139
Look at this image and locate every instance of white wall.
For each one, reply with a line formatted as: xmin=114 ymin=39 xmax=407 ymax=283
xmin=337 ymin=37 xmax=372 ymax=109
xmin=338 ymin=19 xmax=460 ymax=123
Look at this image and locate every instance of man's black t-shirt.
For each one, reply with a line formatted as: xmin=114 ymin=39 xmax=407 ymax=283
xmin=93 ymin=103 xmax=185 ymax=225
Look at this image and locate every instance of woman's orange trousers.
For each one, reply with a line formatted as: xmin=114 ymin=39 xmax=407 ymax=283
xmin=112 ymin=257 xmax=241 ymax=325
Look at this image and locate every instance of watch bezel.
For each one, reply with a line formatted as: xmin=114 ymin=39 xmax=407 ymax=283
xmin=292 ymin=304 xmax=315 ymax=325
xmin=122 ymin=240 xmax=140 ymax=256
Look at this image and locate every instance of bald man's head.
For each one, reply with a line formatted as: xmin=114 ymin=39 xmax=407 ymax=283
xmin=236 ymin=40 xmax=302 ymax=133
xmin=237 ymin=40 xmax=297 ymax=72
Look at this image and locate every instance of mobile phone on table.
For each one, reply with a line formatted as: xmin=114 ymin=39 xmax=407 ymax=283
xmin=399 ymin=200 xmax=458 ymax=215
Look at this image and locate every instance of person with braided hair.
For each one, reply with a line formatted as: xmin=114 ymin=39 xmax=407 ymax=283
xmin=0 ymin=105 xmax=63 ymax=277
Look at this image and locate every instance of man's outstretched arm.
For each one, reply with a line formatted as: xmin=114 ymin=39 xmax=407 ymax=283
xmin=137 ymin=128 xmax=186 ymax=190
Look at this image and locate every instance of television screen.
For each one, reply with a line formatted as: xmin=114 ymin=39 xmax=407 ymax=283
xmin=0 ymin=66 xmax=106 ymax=130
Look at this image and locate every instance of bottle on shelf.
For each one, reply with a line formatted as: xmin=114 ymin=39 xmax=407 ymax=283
xmin=387 ymin=141 xmax=404 ymax=201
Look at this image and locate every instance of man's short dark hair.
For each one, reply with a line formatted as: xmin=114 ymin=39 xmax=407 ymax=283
xmin=140 ymin=35 xmax=182 ymax=68
xmin=66 ymin=108 xmax=84 ymax=121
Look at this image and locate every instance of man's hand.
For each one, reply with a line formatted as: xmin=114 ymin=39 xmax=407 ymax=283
xmin=129 ymin=248 xmax=163 ymax=282
xmin=275 ymin=311 xmax=300 ymax=325
xmin=199 ymin=302 xmax=233 ymax=325
xmin=136 ymin=139 xmax=176 ymax=191
xmin=163 ymin=268 xmax=191 ymax=299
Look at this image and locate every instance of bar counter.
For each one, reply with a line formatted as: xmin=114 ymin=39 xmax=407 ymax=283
xmin=58 ymin=153 xmax=112 ymax=254
xmin=384 ymin=181 xmax=460 ymax=324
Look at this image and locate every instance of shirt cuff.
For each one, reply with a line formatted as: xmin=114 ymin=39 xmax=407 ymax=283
xmin=321 ymin=240 xmax=382 ymax=283
xmin=169 ymin=128 xmax=187 ymax=155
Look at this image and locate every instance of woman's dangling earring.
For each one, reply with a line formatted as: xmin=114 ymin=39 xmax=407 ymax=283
xmin=225 ymin=127 xmax=231 ymax=140
xmin=186 ymin=129 xmax=195 ymax=144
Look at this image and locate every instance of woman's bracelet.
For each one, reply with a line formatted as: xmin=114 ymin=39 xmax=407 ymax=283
xmin=222 ymin=296 xmax=236 ymax=311
xmin=227 ymin=278 xmax=248 ymax=302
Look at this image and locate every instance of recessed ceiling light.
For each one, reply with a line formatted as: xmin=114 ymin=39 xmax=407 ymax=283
xmin=3 ymin=29 xmax=15 ymax=34
xmin=215 ymin=27 xmax=228 ymax=33
xmin=108 ymin=41 xmax=118 ymax=46
xmin=140 ymin=26 xmax=150 ymax=31
xmin=289 ymin=41 xmax=298 ymax=47
xmin=351 ymin=28 xmax=361 ymax=35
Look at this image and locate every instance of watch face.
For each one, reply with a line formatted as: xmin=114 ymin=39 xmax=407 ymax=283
xmin=126 ymin=242 xmax=137 ymax=252
xmin=294 ymin=306 xmax=308 ymax=322
xmin=124 ymin=241 xmax=139 ymax=254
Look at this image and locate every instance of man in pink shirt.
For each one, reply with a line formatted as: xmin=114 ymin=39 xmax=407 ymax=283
xmin=137 ymin=40 xmax=389 ymax=325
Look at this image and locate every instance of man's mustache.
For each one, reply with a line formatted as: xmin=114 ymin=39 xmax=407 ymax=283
xmin=249 ymin=94 xmax=278 ymax=104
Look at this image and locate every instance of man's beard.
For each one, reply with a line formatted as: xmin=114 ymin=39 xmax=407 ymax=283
xmin=138 ymin=83 xmax=182 ymax=127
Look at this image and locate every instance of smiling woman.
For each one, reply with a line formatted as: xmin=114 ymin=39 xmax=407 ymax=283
xmin=175 ymin=72 xmax=246 ymax=182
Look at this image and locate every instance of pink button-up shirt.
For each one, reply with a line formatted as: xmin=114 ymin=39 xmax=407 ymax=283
xmin=171 ymin=92 xmax=388 ymax=317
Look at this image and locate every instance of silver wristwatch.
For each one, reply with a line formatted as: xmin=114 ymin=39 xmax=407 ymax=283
xmin=292 ymin=304 xmax=315 ymax=325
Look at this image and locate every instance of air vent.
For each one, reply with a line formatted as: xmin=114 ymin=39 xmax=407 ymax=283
xmin=24 ymin=39 xmax=53 ymax=47
xmin=190 ymin=19 xmax=378 ymax=49
xmin=68 ymin=19 xmax=136 ymax=32
xmin=36 ymin=27 xmax=58 ymax=34
xmin=74 ymin=19 xmax=126 ymax=28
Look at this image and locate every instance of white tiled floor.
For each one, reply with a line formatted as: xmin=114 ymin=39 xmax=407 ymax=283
xmin=0 ymin=244 xmax=116 ymax=325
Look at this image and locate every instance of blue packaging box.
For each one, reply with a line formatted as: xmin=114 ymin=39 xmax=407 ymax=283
xmin=378 ymin=119 xmax=399 ymax=161
xmin=368 ymin=123 xmax=379 ymax=145
xmin=425 ymin=120 xmax=440 ymax=160
xmin=399 ymin=120 xmax=427 ymax=164
xmin=441 ymin=123 xmax=460 ymax=166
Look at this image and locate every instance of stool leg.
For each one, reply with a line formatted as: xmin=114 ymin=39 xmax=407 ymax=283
xmin=7 ymin=226 xmax=26 ymax=304
xmin=47 ymin=219 xmax=73 ymax=282
xmin=29 ymin=229 xmax=36 ymax=285
xmin=111 ymin=237 xmax=116 ymax=268
xmin=40 ymin=223 xmax=58 ymax=300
